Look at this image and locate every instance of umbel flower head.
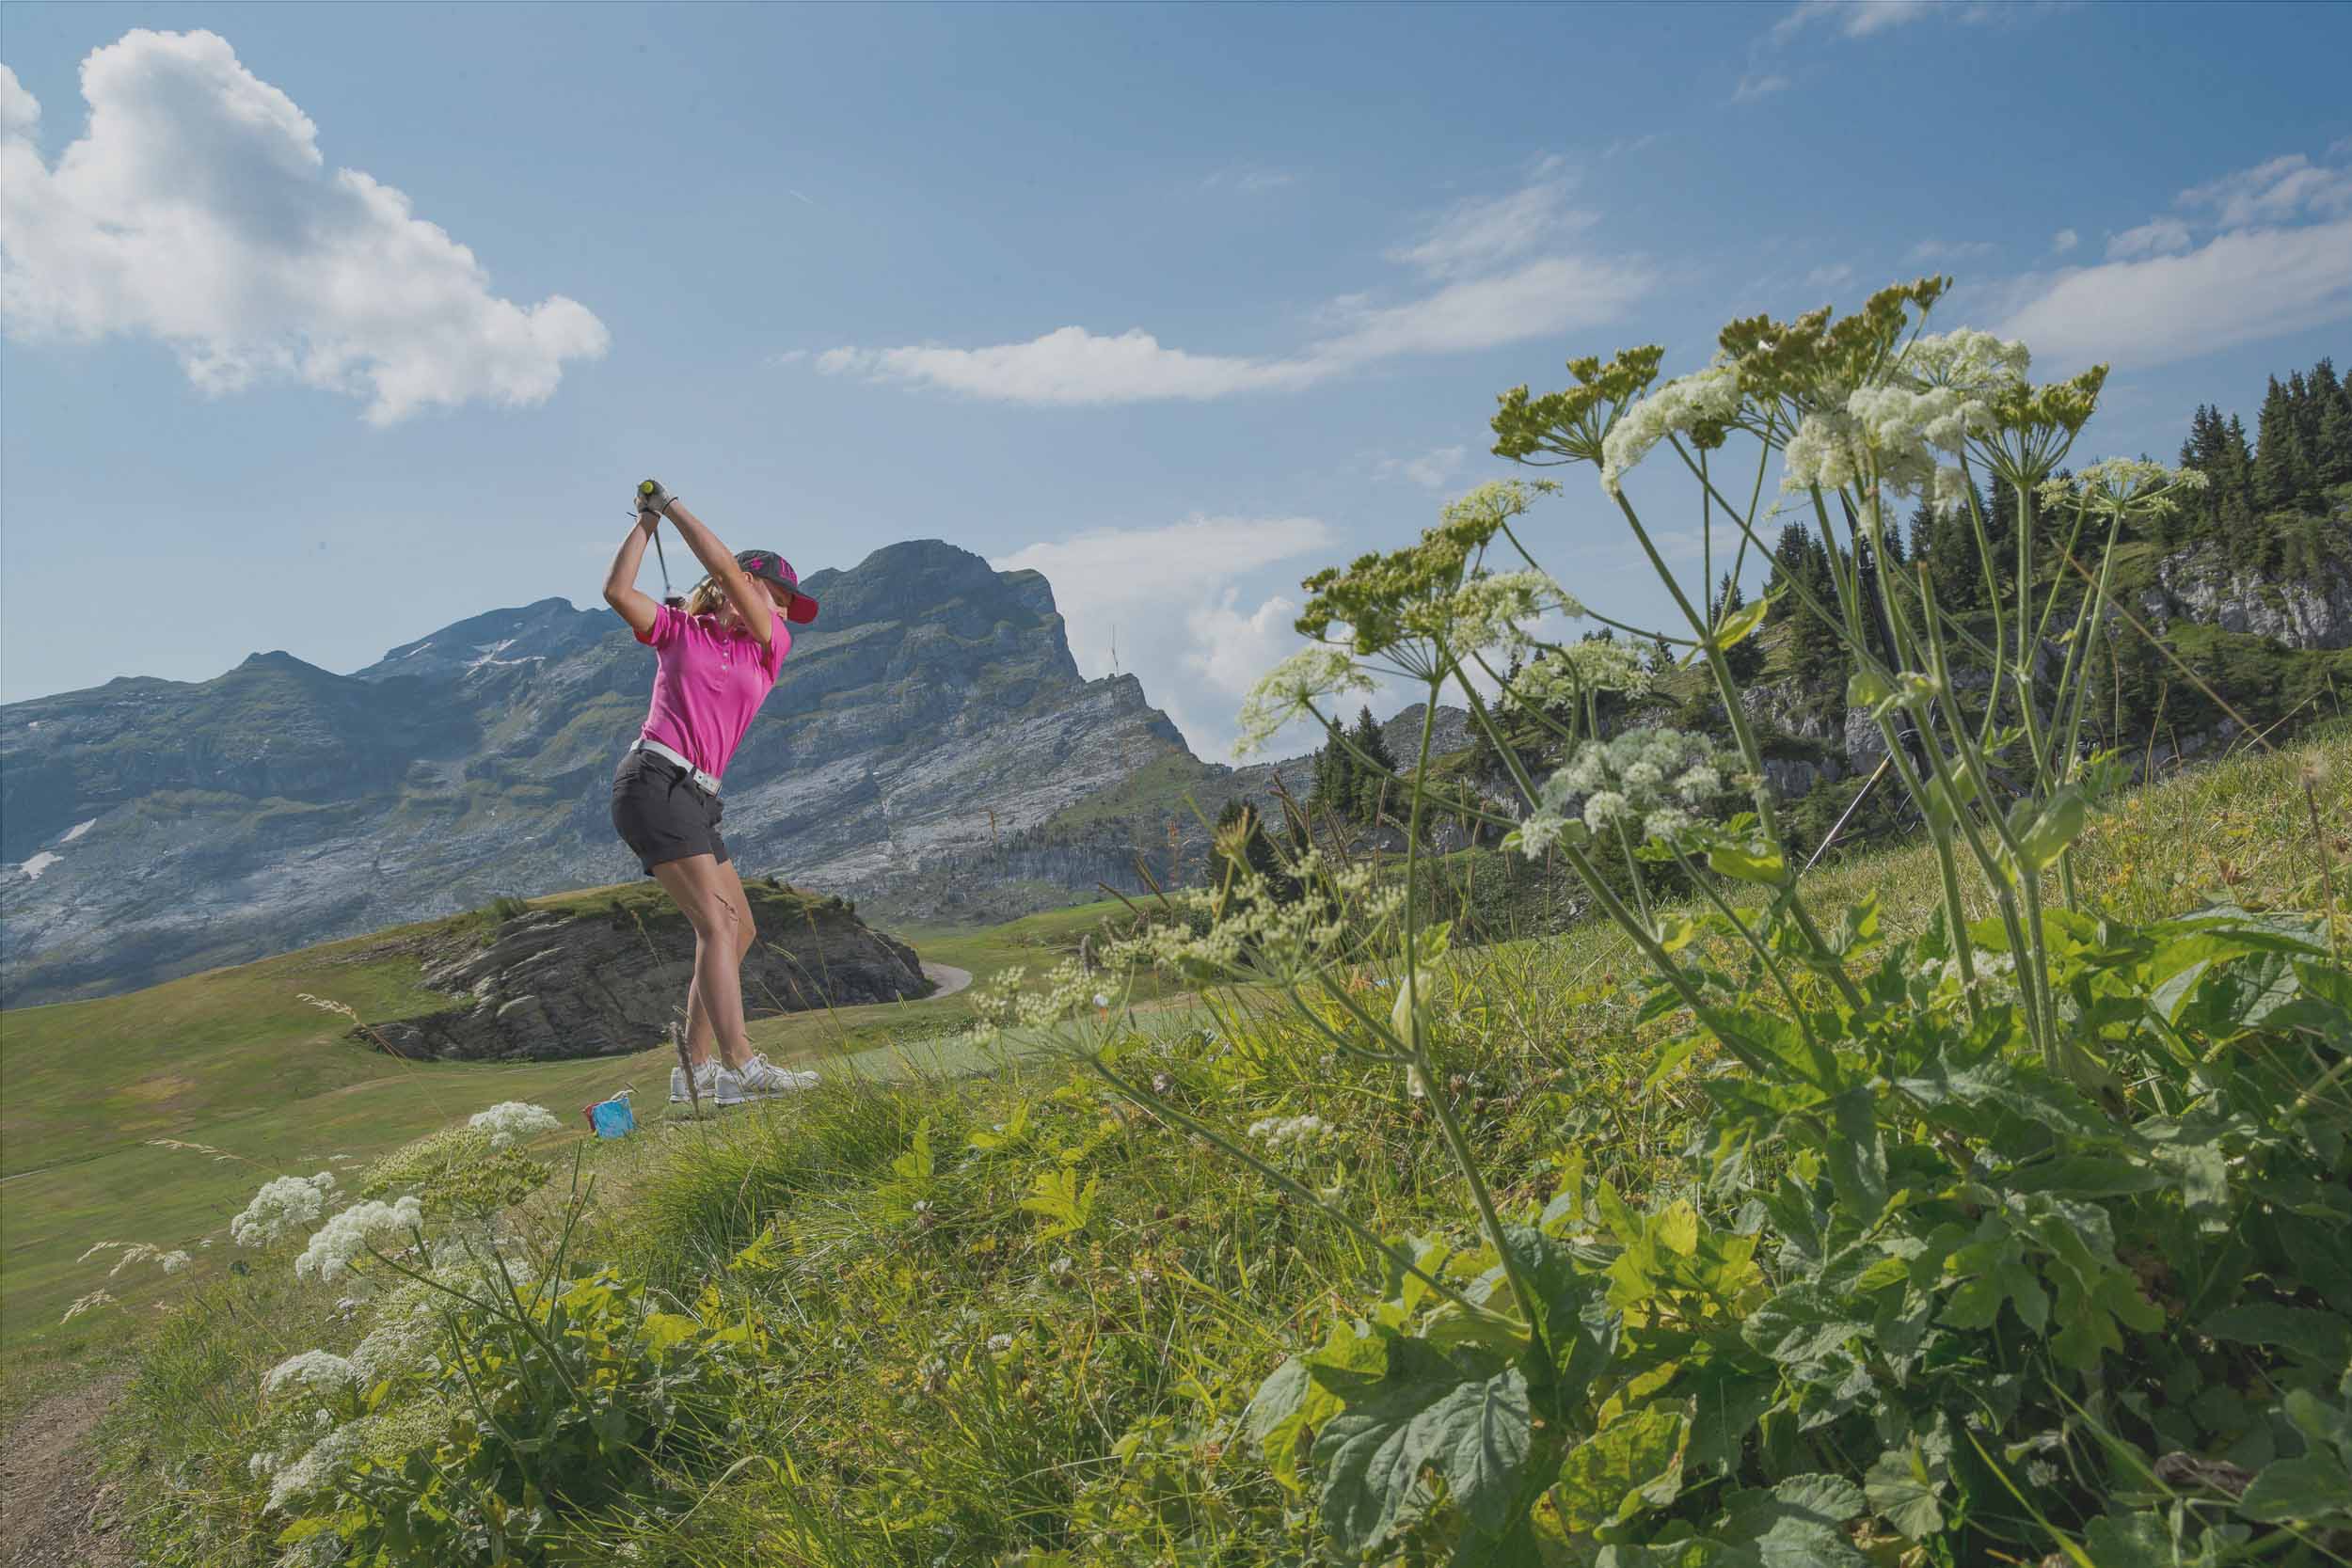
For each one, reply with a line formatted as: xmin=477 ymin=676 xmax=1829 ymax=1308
xmin=230 ymin=1172 xmax=340 ymax=1248
xmin=1512 ymin=638 xmax=1654 ymax=714
xmin=1293 ymin=481 xmax=1580 ymax=663
xmin=294 ymin=1196 xmax=423 ymax=1282
xmin=2040 ymin=456 xmax=2209 ymax=520
xmin=1491 ymin=344 xmax=1666 ymax=467
xmin=466 ymin=1101 xmax=563 ymax=1150
xmin=1234 ymin=645 xmax=1375 ymax=758
xmin=1514 ymin=726 xmax=1735 ymax=855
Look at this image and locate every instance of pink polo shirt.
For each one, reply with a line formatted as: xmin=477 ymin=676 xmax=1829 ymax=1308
xmin=635 ymin=605 xmax=789 ymax=781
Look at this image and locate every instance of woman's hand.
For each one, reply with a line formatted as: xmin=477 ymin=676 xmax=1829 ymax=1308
xmin=635 ymin=478 xmax=676 ymax=520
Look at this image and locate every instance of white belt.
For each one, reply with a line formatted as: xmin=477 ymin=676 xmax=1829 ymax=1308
xmin=630 ymin=738 xmax=722 ymax=797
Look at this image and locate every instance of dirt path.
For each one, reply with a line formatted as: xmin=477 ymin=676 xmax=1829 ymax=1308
xmin=921 ymin=961 xmax=973 ymax=997
xmin=1 ymin=1372 xmax=132 ymax=1568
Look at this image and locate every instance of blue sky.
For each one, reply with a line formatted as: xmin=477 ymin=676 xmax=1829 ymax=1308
xmin=3 ymin=2 xmax=2348 ymax=754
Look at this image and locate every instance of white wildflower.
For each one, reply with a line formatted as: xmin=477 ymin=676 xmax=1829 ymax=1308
xmin=1582 ymin=790 xmax=1629 ymax=831
xmin=986 ymin=1334 xmax=1014 ymax=1354
xmin=1644 ymin=808 xmax=1692 ymax=843
xmin=1047 ymin=1256 xmax=1074 ymax=1281
xmin=294 ymin=1197 xmax=422 ymax=1283
xmin=158 ymin=1249 xmax=192 ymax=1274
xmin=1246 ymin=1114 xmax=1334 ymax=1151
xmin=1440 ymin=570 xmax=1579 ymax=656
xmin=1091 ymin=993 xmax=1109 ymax=1010
xmin=266 ymin=1421 xmax=369 ymax=1513
xmin=247 ymin=1450 xmax=278 ymax=1479
xmin=1233 ymin=645 xmax=1374 ymax=758
xmin=1896 ymin=328 xmax=2029 ymax=397
xmin=1673 ymin=765 xmax=1721 ymax=803
xmin=265 ymin=1351 xmax=359 ymax=1396
xmin=231 ymin=1173 xmax=339 ymax=1249
xmin=1511 ymin=808 xmax=1566 ymax=858
xmin=1600 ymin=362 xmax=1741 ymax=496
xmin=1781 ymin=411 xmax=1863 ymax=494
xmin=465 ymin=1101 xmax=562 ymax=1150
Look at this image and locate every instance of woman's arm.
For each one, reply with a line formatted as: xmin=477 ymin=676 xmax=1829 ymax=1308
xmin=601 ymin=514 xmax=663 ymax=640
xmin=659 ymin=498 xmax=774 ymax=647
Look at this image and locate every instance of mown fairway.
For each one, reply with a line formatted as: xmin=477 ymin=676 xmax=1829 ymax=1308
xmin=0 ymin=887 xmax=1170 ymax=1393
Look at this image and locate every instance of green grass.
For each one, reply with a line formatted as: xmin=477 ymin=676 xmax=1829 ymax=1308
xmin=0 ymin=882 xmax=1167 ymax=1396
xmin=88 ymin=733 xmax=2348 ymax=1566
xmin=18 ymin=734 xmax=2348 ymax=1560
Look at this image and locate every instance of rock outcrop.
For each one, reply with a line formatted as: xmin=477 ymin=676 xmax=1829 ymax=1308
xmin=365 ymin=883 xmax=926 ymax=1062
xmin=2138 ymin=545 xmax=2352 ymax=651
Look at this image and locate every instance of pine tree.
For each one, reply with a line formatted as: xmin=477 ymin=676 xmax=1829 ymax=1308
xmin=2252 ymin=376 xmax=2299 ymax=516
xmin=1215 ymin=798 xmax=1295 ymax=900
xmin=1766 ymin=523 xmax=1812 ymax=622
xmin=2306 ymin=357 xmax=2352 ymax=489
xmin=1306 ymin=717 xmax=1349 ymax=822
xmin=1906 ymin=500 xmax=1937 ymax=572
xmin=1348 ymin=705 xmax=1397 ymax=826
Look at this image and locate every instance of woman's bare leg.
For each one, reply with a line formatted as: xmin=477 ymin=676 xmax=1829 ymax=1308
xmin=653 ymin=855 xmax=756 ymax=1069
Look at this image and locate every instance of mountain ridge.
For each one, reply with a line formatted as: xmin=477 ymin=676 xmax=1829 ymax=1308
xmin=0 ymin=539 xmax=1187 ymax=1006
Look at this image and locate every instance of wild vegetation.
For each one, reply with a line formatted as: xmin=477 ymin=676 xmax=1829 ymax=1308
xmin=39 ymin=282 xmax=2352 ymax=1566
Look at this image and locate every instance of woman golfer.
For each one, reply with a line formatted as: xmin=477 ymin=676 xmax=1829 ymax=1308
xmin=603 ymin=479 xmax=818 ymax=1106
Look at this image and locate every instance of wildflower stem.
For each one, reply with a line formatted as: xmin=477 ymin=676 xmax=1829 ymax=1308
xmin=1077 ymin=1054 xmax=1511 ymax=1330
xmin=1399 ymin=673 xmax=1545 ymax=1343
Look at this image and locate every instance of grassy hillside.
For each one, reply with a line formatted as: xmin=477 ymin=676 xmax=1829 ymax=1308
xmin=51 ymin=730 xmax=2351 ymax=1566
xmin=0 ymin=885 xmax=1169 ymax=1390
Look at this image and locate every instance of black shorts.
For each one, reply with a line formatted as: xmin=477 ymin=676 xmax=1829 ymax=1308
xmin=611 ymin=749 xmax=730 ymax=876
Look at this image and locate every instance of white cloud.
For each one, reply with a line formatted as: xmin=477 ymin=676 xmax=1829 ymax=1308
xmin=0 ymin=34 xmax=606 ymax=424
xmin=993 ymin=515 xmax=1336 ymax=754
xmin=1184 ymin=590 xmax=1303 ymax=696
xmin=812 ymin=169 xmax=1648 ymax=405
xmin=814 ymin=328 xmax=1314 ymax=404
xmin=1772 ymin=0 xmax=1941 ymax=41
xmin=2106 ymin=217 xmax=2191 ymax=260
xmin=1997 ymin=220 xmax=2352 ymax=369
xmin=1907 ymin=238 xmax=1995 ymax=263
xmin=1202 ymin=166 xmax=1297 ymax=193
xmin=1388 ymin=163 xmax=1591 ymax=278
xmin=2051 ymin=228 xmax=2078 ymax=254
xmin=2178 ymin=152 xmax=2352 ymax=228
xmin=1996 ymin=149 xmax=2352 ymax=369
xmin=1733 ymin=72 xmax=1791 ymax=103
xmin=1804 ymin=262 xmax=1854 ymax=291
xmin=1374 ymin=445 xmax=1468 ymax=490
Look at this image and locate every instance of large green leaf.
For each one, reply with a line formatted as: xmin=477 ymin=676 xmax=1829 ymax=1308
xmin=1312 ymin=1348 xmax=1534 ymax=1549
xmin=1864 ymin=1444 xmax=1946 ymax=1539
xmin=1743 ymin=1280 xmax=1869 ymax=1369
xmin=1712 ymin=595 xmax=1771 ymax=651
xmin=2080 ymin=1513 xmax=2174 ymax=1568
xmin=2010 ymin=787 xmax=2088 ymax=874
xmin=1708 ymin=841 xmax=1786 ymax=885
xmin=1555 ymin=1407 xmax=1687 ymax=1533
xmin=2236 ymin=1449 xmax=2352 ymax=1525
xmin=2201 ymin=1303 xmax=2352 ymax=1365
xmin=1718 ymin=1475 xmax=1868 ymax=1567
xmin=1244 ymin=1354 xmax=1334 ymax=1496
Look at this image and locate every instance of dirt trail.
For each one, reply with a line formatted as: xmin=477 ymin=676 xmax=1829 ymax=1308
xmin=1 ymin=1372 xmax=132 ymax=1568
xmin=921 ymin=961 xmax=973 ymax=997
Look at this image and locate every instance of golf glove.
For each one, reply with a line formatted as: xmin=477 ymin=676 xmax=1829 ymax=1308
xmin=635 ymin=478 xmax=676 ymax=520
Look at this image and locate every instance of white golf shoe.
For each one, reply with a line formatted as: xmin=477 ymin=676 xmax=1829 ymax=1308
xmin=733 ymin=1053 xmax=818 ymax=1099
xmin=669 ymin=1060 xmax=739 ymax=1107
